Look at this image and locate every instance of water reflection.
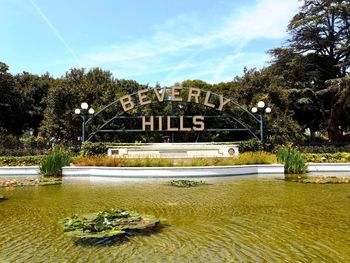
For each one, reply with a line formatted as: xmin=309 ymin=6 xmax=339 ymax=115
xmin=0 ymin=178 xmax=349 ymax=262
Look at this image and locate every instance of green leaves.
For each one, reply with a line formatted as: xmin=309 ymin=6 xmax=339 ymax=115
xmin=277 ymin=147 xmax=307 ymax=174
xmin=40 ymin=148 xmax=72 ymax=177
xmin=59 ymin=209 xmax=159 ymax=239
xmin=166 ymin=180 xmax=208 ymax=188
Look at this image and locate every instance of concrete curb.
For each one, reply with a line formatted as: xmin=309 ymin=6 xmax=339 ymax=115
xmin=307 ymin=163 xmax=350 ymax=173
xmin=62 ymin=164 xmax=284 ymax=179
xmin=2 ymin=163 xmax=349 ymax=179
xmin=0 ymin=166 xmax=40 ymax=176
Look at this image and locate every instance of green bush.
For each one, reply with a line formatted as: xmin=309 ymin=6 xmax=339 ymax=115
xmin=80 ymin=142 xmax=108 ymax=156
xmin=277 ymin=147 xmax=307 ymax=174
xmin=231 ymin=151 xmax=276 ymax=165
xmin=298 ymin=145 xmax=350 ymax=153
xmin=239 ymin=139 xmax=263 ymax=152
xmin=73 ymin=152 xmax=276 ymax=167
xmin=0 ymin=134 xmax=18 ymax=148
xmin=0 ymin=148 xmax=49 ymax=156
xmin=40 ymin=148 xmax=72 ymax=177
xmin=0 ymin=155 xmax=44 ymax=166
xmin=303 ymin=152 xmax=350 ymax=163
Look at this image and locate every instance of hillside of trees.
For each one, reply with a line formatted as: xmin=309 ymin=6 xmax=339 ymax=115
xmin=0 ymin=0 xmax=349 ymax=148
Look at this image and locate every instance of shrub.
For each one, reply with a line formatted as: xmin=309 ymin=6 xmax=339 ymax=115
xmin=298 ymin=144 xmax=350 ymax=153
xmin=0 ymin=147 xmax=49 ymax=156
xmin=80 ymin=142 xmax=108 ymax=156
xmin=73 ymin=152 xmax=276 ymax=167
xmin=0 ymin=155 xmax=44 ymax=166
xmin=40 ymin=148 xmax=72 ymax=177
xmin=277 ymin=147 xmax=306 ymax=174
xmin=303 ymin=152 xmax=350 ymax=163
xmin=239 ymin=139 xmax=263 ymax=152
xmin=231 ymin=151 xmax=276 ymax=165
xmin=0 ymin=134 xmax=18 ymax=148
xmin=73 ymin=156 xmax=173 ymax=167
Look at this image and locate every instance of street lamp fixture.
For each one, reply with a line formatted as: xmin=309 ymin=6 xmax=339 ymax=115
xmin=74 ymin=102 xmax=94 ymax=142
xmin=257 ymin=101 xmax=265 ymax=108
xmin=81 ymin=102 xmax=89 ymax=110
xmin=251 ymin=101 xmax=271 ymax=144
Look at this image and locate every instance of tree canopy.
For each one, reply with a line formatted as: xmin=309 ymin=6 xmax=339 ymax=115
xmin=0 ymin=0 xmax=349 ymax=146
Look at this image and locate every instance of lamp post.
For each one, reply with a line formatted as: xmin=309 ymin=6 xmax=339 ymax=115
xmin=251 ymin=101 xmax=271 ymax=144
xmin=74 ymin=102 xmax=95 ymax=142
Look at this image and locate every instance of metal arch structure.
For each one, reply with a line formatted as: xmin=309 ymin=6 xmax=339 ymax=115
xmin=82 ymin=87 xmax=263 ymax=142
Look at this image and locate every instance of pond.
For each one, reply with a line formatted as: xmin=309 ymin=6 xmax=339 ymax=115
xmin=0 ymin=177 xmax=349 ymax=262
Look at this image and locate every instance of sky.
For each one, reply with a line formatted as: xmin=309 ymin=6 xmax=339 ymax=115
xmin=0 ymin=0 xmax=301 ymax=86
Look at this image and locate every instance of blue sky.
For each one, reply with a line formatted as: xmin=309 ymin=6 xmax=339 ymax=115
xmin=0 ymin=0 xmax=300 ymax=85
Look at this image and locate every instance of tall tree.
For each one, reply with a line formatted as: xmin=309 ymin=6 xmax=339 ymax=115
xmin=283 ymin=0 xmax=350 ymax=141
xmin=0 ymin=62 xmax=22 ymax=136
xmin=13 ymin=72 xmax=51 ymax=135
xmin=40 ymin=68 xmax=145 ymax=143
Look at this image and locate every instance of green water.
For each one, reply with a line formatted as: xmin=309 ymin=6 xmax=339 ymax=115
xmin=0 ymin=178 xmax=349 ymax=262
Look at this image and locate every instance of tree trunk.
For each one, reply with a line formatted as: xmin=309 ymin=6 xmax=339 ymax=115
xmin=327 ymin=104 xmax=342 ymax=142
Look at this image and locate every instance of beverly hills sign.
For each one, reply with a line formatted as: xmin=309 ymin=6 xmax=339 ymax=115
xmin=119 ymin=87 xmax=231 ymax=132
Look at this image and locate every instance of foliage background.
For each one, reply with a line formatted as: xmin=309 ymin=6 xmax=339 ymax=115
xmin=0 ymin=0 xmax=349 ymax=149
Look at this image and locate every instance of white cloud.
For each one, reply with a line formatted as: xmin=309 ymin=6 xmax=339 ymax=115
xmin=81 ymin=0 xmax=300 ymax=85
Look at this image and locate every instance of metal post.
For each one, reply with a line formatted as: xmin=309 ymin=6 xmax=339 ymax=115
xmin=260 ymin=111 xmax=263 ymax=144
xmin=82 ymin=114 xmax=86 ymax=142
xmin=171 ymin=102 xmax=174 ymax=143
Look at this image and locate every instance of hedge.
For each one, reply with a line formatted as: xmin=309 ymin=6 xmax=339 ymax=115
xmin=0 ymin=155 xmax=44 ymax=166
xmin=302 ymin=152 xmax=350 ymax=163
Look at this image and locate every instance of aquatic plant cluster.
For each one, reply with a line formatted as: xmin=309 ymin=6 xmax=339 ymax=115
xmin=276 ymin=147 xmax=306 ymax=174
xmin=0 ymin=177 xmax=62 ymax=187
xmin=289 ymin=176 xmax=350 ymax=184
xmin=166 ymin=180 xmax=208 ymax=188
xmin=40 ymin=148 xmax=72 ymax=177
xmin=59 ymin=209 xmax=159 ymax=239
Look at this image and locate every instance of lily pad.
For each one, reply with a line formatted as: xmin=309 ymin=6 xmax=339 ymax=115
xmin=299 ymin=176 xmax=350 ymax=184
xmin=0 ymin=177 xmax=62 ymax=187
xmin=59 ymin=209 xmax=159 ymax=239
xmin=166 ymin=180 xmax=208 ymax=188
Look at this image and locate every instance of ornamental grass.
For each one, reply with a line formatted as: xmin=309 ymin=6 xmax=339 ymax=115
xmin=277 ymin=147 xmax=306 ymax=174
xmin=73 ymin=156 xmax=173 ymax=167
xmin=40 ymin=148 xmax=72 ymax=177
xmin=73 ymin=151 xmax=276 ymax=167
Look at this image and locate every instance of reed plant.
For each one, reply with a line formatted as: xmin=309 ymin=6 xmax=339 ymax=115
xmin=276 ymin=147 xmax=306 ymax=174
xmin=40 ymin=148 xmax=72 ymax=177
